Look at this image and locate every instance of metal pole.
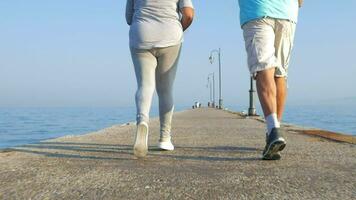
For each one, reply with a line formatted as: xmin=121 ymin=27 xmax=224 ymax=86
xmin=248 ymin=76 xmax=257 ymax=116
xmin=209 ymin=49 xmax=223 ymax=109
xmin=207 ymin=73 xmax=215 ymax=107
xmin=208 ymin=77 xmax=212 ymax=103
xmin=218 ymin=48 xmax=223 ymax=109
xmin=212 ymin=73 xmax=215 ymax=107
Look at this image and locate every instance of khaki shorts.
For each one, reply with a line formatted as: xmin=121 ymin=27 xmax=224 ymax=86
xmin=242 ymin=18 xmax=296 ymax=78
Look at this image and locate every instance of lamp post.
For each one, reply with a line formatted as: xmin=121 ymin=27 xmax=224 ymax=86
xmin=207 ymin=76 xmax=212 ymax=105
xmin=209 ymin=48 xmax=223 ymax=109
xmin=248 ymin=76 xmax=257 ymax=116
xmin=207 ymin=73 xmax=215 ymax=107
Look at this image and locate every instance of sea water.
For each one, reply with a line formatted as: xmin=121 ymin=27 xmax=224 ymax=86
xmin=0 ymin=104 xmax=355 ymax=149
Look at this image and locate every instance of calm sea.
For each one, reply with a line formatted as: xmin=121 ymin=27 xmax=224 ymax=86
xmin=0 ymin=105 xmax=355 ymax=149
xmin=230 ymin=104 xmax=356 ymax=136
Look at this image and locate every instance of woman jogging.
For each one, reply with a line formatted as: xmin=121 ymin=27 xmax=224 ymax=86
xmin=126 ymin=0 xmax=194 ymax=157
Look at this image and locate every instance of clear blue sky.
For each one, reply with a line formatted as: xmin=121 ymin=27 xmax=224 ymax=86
xmin=1 ymin=0 xmax=355 ymax=107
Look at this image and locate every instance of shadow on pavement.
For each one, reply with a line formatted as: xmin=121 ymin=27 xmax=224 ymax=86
xmin=10 ymin=141 xmax=262 ymax=162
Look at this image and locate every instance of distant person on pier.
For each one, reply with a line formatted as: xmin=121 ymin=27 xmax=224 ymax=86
xmin=238 ymin=0 xmax=303 ymax=159
xmin=126 ymin=0 xmax=194 ymax=157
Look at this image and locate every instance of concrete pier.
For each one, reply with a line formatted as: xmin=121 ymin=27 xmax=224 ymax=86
xmin=0 ymin=108 xmax=355 ymax=199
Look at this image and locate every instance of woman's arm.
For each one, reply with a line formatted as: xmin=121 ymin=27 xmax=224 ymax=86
xmin=179 ymin=0 xmax=194 ymax=31
xmin=180 ymin=7 xmax=194 ymax=31
xmin=298 ymin=0 xmax=304 ymax=8
xmin=125 ymin=0 xmax=134 ymax=25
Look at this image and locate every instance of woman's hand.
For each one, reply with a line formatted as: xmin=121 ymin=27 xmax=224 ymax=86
xmin=181 ymin=7 xmax=194 ymax=31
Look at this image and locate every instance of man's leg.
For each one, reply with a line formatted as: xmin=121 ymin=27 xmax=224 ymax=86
xmin=256 ymin=69 xmax=286 ymax=160
xmin=256 ymin=68 xmax=286 ymax=160
xmin=274 ymin=19 xmax=296 ymax=122
xmin=243 ymin=18 xmax=286 ymax=160
xmin=275 ymin=77 xmax=287 ymax=121
xmin=256 ymin=67 xmax=281 ymax=134
xmin=256 ymin=68 xmax=277 ymax=119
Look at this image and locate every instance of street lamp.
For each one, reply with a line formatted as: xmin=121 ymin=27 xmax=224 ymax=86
xmin=248 ymin=76 xmax=257 ymax=116
xmin=207 ymin=73 xmax=215 ymax=107
xmin=209 ymin=48 xmax=223 ymax=109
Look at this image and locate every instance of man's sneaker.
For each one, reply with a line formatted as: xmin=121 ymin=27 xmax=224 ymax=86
xmin=262 ymin=128 xmax=286 ymax=160
xmin=158 ymin=136 xmax=174 ymax=151
xmin=268 ymin=152 xmax=281 ymax=160
xmin=133 ymin=122 xmax=149 ymax=158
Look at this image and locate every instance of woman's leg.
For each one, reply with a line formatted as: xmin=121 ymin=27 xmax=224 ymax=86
xmin=130 ymin=47 xmax=157 ymax=157
xmin=130 ymin=48 xmax=157 ymax=125
xmin=155 ymin=44 xmax=182 ymax=142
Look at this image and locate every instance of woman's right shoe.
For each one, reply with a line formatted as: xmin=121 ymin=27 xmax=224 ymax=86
xmin=158 ymin=136 xmax=174 ymax=151
xmin=133 ymin=122 xmax=149 ymax=158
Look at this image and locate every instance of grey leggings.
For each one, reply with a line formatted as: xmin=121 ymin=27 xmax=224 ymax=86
xmin=130 ymin=44 xmax=182 ymax=137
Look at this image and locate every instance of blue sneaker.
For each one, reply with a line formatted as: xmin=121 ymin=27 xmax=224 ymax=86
xmin=262 ymin=128 xmax=286 ymax=160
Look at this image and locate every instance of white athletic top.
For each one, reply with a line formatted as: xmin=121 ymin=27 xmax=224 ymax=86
xmin=126 ymin=0 xmax=194 ymax=49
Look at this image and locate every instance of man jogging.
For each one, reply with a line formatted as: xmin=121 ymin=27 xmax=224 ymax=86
xmin=238 ymin=0 xmax=303 ymax=160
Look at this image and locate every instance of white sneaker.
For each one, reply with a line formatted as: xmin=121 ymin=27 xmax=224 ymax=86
xmin=133 ymin=122 xmax=148 ymax=158
xmin=158 ymin=137 xmax=174 ymax=151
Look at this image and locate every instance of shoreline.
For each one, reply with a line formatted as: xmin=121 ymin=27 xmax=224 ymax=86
xmin=1 ymin=108 xmax=355 ymax=152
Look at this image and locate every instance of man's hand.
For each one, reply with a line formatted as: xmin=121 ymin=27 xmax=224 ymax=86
xmin=298 ymin=0 xmax=304 ymax=8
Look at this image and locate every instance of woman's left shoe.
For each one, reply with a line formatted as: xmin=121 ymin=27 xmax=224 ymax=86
xmin=133 ymin=122 xmax=149 ymax=158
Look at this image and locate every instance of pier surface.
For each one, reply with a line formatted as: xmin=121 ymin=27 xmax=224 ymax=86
xmin=0 ymin=108 xmax=355 ymax=199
